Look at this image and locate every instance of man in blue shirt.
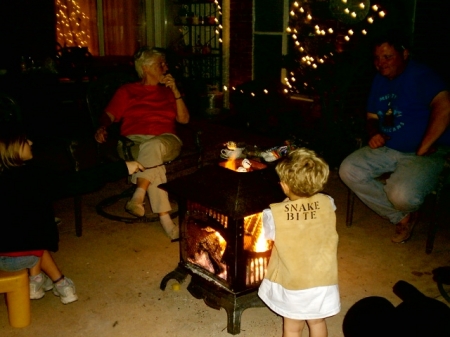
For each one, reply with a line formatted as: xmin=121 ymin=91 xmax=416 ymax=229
xmin=339 ymin=33 xmax=450 ymax=243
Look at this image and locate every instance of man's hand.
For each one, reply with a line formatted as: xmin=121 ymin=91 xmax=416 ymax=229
xmin=160 ymin=74 xmax=178 ymax=94
xmin=368 ymin=133 xmax=390 ymax=149
xmin=125 ymin=161 xmax=144 ymax=175
xmin=94 ymin=126 xmax=108 ymax=144
xmin=416 ymin=145 xmax=437 ymax=156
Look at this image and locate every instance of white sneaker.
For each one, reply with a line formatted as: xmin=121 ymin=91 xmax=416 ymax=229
xmin=29 ymin=273 xmax=53 ymax=300
xmin=53 ymin=277 xmax=78 ymax=304
xmin=125 ymin=200 xmax=145 ymax=217
xmin=161 ymin=221 xmax=179 ymax=240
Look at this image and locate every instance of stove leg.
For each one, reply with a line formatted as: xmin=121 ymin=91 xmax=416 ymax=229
xmin=187 ymin=275 xmax=266 ymax=335
xmin=223 ymin=291 xmax=266 ymax=335
xmin=159 ymin=264 xmax=189 ymax=290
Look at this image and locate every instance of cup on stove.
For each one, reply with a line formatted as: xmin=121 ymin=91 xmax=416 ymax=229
xmin=221 ymin=147 xmax=244 ymax=159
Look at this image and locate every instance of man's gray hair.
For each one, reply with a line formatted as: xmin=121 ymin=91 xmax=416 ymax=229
xmin=133 ymin=46 xmax=166 ymax=78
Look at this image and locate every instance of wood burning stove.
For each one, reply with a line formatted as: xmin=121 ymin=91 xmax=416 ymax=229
xmin=160 ymin=159 xmax=284 ymax=334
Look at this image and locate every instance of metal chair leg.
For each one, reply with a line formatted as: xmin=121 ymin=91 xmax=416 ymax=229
xmin=346 ymin=189 xmax=355 ymax=227
xmin=426 ymin=190 xmax=442 ymax=254
xmin=74 ymin=195 xmax=82 ymax=237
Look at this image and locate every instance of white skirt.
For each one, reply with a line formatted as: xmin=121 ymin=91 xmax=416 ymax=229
xmin=258 ymin=279 xmax=341 ymax=320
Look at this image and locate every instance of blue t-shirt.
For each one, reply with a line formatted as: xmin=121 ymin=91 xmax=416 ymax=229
xmin=367 ymin=60 xmax=449 ymax=152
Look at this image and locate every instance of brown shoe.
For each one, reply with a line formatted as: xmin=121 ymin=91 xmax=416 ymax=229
xmin=391 ymin=212 xmax=419 ymax=243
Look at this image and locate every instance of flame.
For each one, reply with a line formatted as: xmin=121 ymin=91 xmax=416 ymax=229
xmin=244 ymin=213 xmax=270 ymax=252
xmin=224 ymin=159 xmax=236 ymax=170
xmin=254 ymin=229 xmax=269 ymax=252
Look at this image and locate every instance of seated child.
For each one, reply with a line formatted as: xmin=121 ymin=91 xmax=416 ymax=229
xmin=0 ymin=123 xmax=143 ymax=304
xmin=258 ymin=148 xmax=341 ymax=337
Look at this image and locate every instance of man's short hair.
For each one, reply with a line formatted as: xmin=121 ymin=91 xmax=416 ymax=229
xmin=372 ymin=30 xmax=410 ymax=53
xmin=133 ymin=46 xmax=166 ymax=78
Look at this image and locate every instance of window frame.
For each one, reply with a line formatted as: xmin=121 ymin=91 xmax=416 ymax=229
xmin=252 ymin=0 xmax=290 ymax=83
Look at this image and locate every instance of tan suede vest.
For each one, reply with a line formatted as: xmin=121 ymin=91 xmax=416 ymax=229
xmin=265 ymin=193 xmax=338 ymax=290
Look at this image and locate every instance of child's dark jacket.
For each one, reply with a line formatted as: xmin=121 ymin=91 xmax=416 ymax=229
xmin=0 ymin=160 xmax=128 ymax=253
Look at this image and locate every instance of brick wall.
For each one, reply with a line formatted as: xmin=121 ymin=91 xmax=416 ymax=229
xmin=229 ymin=0 xmax=253 ymax=88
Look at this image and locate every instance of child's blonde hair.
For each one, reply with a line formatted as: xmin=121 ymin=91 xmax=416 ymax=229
xmin=275 ymin=147 xmax=329 ymax=197
xmin=0 ymin=123 xmax=27 ymax=173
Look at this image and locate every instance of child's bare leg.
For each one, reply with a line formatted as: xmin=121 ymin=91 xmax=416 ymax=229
xmin=283 ymin=317 xmax=305 ymax=337
xmin=307 ymin=318 xmax=327 ymax=337
xmin=29 ymin=250 xmax=63 ymax=282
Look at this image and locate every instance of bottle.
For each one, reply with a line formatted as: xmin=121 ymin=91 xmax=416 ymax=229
xmin=202 ymin=42 xmax=211 ymax=55
xmin=178 ymin=6 xmax=188 ymax=25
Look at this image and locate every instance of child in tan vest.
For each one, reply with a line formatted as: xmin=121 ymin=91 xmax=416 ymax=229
xmin=258 ymin=148 xmax=340 ymax=337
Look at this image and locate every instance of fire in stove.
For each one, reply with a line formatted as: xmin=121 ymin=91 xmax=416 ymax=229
xmin=159 ymin=157 xmax=284 ymax=334
xmin=183 ymin=201 xmax=273 ymax=287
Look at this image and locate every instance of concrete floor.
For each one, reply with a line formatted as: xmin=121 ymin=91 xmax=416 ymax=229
xmin=1 ymin=169 xmax=450 ymax=337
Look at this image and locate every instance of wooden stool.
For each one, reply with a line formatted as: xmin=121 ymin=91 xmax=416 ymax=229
xmin=0 ymin=269 xmax=31 ymax=328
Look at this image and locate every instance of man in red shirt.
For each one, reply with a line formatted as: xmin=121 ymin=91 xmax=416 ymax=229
xmin=95 ymin=47 xmax=189 ymax=240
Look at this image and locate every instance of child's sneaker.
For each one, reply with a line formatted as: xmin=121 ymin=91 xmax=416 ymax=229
xmin=52 ymin=277 xmax=78 ymax=304
xmin=29 ymin=273 xmax=53 ymax=300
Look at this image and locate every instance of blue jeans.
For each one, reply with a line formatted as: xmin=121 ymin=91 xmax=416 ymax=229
xmin=0 ymin=255 xmax=39 ymax=272
xmin=339 ymin=146 xmax=446 ymax=224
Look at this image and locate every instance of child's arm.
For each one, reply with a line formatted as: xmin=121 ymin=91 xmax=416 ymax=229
xmin=262 ymin=208 xmax=275 ymax=241
xmin=326 ymin=195 xmax=337 ymax=211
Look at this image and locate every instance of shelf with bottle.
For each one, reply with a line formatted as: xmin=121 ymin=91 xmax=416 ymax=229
xmin=172 ymin=0 xmax=222 ymax=89
xmin=175 ymin=2 xmax=220 ymax=26
xmin=174 ymin=1 xmax=217 ymax=4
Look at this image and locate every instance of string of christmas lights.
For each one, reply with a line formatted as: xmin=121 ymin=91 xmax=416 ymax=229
xmin=227 ymin=0 xmax=386 ymax=98
xmin=286 ymin=0 xmax=386 ymax=95
xmin=55 ymin=0 xmax=91 ymax=48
